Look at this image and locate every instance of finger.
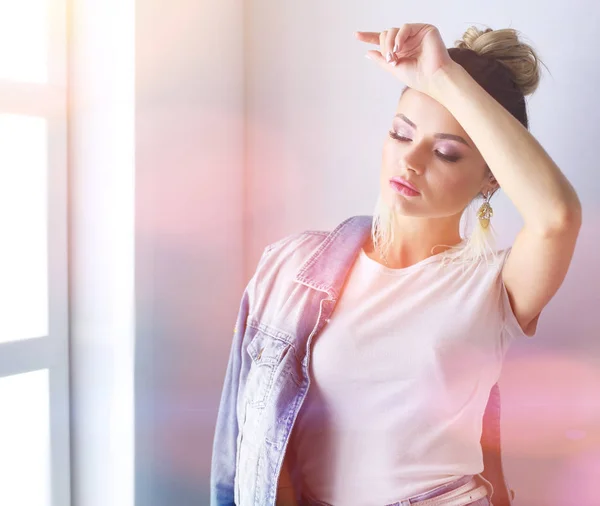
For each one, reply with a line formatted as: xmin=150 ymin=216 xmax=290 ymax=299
xmin=365 ymin=49 xmax=403 ymax=73
xmin=393 ymin=26 xmax=405 ymax=54
xmin=365 ymin=50 xmax=386 ymax=64
xmin=393 ymin=24 xmax=414 ymax=57
xmin=380 ymin=31 xmax=394 ymax=62
xmin=385 ymin=27 xmax=400 ymax=63
xmin=394 ymin=23 xmax=436 ymax=57
xmin=354 ymin=31 xmax=381 ymax=45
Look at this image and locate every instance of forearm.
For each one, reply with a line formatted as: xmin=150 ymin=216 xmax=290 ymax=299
xmin=429 ymin=61 xmax=582 ymax=232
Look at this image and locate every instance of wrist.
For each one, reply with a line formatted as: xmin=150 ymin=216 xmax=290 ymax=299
xmin=427 ymin=60 xmax=466 ymax=103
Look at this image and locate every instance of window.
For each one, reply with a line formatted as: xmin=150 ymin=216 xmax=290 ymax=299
xmin=0 ymin=0 xmax=70 ymax=504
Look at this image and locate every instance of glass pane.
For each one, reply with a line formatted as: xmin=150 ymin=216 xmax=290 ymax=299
xmin=0 ymin=370 xmax=50 ymax=506
xmin=0 ymin=114 xmax=48 ymax=343
xmin=0 ymin=0 xmax=49 ymax=83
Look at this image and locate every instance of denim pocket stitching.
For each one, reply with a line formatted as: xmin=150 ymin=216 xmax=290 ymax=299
xmin=245 ymin=331 xmax=290 ymax=407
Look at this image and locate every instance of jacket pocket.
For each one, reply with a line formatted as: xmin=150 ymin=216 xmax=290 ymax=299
xmin=244 ymin=329 xmax=290 ymax=408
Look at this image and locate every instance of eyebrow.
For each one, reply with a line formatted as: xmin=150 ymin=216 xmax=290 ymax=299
xmin=395 ymin=114 xmax=472 ymax=148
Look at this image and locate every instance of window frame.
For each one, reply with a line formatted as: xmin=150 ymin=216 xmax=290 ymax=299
xmin=0 ymin=0 xmax=70 ymax=504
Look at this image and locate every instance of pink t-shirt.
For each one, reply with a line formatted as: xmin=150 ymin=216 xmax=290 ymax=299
xmin=290 ymin=246 xmax=534 ymax=505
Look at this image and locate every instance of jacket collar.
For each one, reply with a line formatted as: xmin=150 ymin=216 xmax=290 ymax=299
xmin=294 ymin=215 xmax=373 ymax=300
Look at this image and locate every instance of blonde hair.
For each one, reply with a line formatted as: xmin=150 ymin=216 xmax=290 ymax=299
xmin=455 ymin=25 xmax=546 ymax=97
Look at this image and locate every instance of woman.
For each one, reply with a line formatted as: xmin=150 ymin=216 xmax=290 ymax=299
xmin=210 ymin=23 xmax=582 ymax=506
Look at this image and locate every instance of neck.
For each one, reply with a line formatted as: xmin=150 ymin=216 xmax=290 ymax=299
xmin=364 ymin=216 xmax=461 ymax=269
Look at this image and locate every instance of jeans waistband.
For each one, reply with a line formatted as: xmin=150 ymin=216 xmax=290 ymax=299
xmin=299 ymin=474 xmax=485 ymax=506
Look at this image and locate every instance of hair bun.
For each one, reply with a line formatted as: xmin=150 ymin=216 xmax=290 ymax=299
xmin=454 ymin=26 xmax=544 ymax=96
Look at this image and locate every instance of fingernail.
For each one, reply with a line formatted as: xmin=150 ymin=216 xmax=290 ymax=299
xmin=386 ymin=52 xmax=393 ymax=63
xmin=393 ymin=43 xmax=399 ymax=52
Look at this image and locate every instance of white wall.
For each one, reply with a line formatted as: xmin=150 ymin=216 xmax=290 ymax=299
xmin=134 ymin=0 xmax=245 ymax=504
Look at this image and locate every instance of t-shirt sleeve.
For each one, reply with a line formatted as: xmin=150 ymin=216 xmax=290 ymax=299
xmin=498 ymin=247 xmax=540 ymax=340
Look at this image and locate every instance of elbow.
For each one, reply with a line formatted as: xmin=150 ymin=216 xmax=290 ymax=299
xmin=526 ymin=193 xmax=582 ymax=236
xmin=543 ymin=200 xmax=582 ymax=236
xmin=558 ymin=197 xmax=582 ymax=229
xmin=523 ymin=176 xmax=583 ymax=235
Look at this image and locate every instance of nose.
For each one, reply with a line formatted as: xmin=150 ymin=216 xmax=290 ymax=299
xmin=400 ymin=145 xmax=427 ymax=175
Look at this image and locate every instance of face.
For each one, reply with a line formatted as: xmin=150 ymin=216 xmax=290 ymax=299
xmin=380 ymin=88 xmax=498 ymax=219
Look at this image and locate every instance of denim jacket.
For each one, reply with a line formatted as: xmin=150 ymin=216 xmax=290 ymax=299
xmin=210 ymin=215 xmax=516 ymax=506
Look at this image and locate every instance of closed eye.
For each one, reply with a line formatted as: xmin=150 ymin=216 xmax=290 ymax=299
xmin=388 ymin=130 xmax=461 ymax=163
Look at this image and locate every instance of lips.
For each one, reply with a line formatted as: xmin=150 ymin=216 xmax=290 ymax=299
xmin=389 ymin=176 xmax=419 ymax=193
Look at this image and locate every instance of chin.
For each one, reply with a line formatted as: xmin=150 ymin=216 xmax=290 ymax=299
xmin=383 ymin=188 xmax=421 ymax=211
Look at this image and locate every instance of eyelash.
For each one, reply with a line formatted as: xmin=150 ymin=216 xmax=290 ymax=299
xmin=388 ymin=130 xmax=461 ymax=163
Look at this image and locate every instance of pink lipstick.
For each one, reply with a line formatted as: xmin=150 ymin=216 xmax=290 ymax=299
xmin=389 ymin=177 xmax=420 ymax=197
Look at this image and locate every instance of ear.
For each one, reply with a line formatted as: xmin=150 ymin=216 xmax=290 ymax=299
xmin=481 ymin=170 xmax=500 ymax=197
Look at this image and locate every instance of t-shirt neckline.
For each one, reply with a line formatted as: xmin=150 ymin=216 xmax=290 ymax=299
xmin=359 ymin=240 xmax=467 ymax=275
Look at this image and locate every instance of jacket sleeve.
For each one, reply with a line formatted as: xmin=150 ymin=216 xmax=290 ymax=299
xmin=209 ymin=245 xmax=272 ymax=505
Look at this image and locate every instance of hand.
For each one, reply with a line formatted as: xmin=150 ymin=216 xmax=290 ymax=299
xmin=355 ymin=23 xmax=454 ymax=97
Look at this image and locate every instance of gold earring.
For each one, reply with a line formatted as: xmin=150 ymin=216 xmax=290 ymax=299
xmin=477 ymin=191 xmax=493 ymax=229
